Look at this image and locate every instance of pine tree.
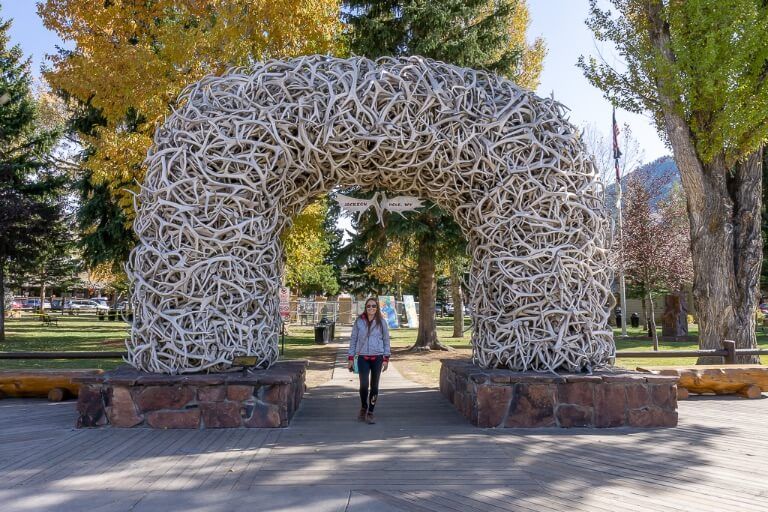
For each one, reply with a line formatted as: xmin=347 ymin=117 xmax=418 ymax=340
xmin=0 ymin=13 xmax=62 ymax=340
xmin=344 ymin=0 xmax=544 ymax=350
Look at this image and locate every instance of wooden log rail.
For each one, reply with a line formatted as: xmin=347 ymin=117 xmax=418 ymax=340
xmin=0 ymin=340 xmax=764 ymax=363
xmin=0 ymin=369 xmax=105 ymax=401
xmin=615 ymin=340 xmax=768 ymax=363
xmin=0 ymin=351 xmax=126 ymax=359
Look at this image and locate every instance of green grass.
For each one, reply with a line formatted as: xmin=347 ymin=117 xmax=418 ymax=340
xmin=0 ymin=312 xmax=130 ymax=370
xmin=0 ymin=315 xmax=343 ymax=370
xmin=611 ymin=324 xmax=768 ymax=367
xmin=2 ymin=314 xmax=766 ymax=371
xmin=388 ymin=317 xmax=473 ymax=350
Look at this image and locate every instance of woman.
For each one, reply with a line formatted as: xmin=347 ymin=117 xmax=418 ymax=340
xmin=348 ymin=297 xmax=391 ymax=424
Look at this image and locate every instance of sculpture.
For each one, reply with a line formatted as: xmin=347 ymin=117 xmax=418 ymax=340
xmin=127 ymin=55 xmax=615 ymax=374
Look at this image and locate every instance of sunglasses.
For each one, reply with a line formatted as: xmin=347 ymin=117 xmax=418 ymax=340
xmin=366 ymin=304 xmax=378 ymax=309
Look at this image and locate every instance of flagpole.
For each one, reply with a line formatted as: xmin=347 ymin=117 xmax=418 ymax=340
xmin=616 ymin=182 xmax=628 ymax=337
xmin=613 ymin=107 xmax=628 ymax=337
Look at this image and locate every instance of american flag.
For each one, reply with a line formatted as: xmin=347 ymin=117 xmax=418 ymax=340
xmin=613 ymin=107 xmax=622 ymax=183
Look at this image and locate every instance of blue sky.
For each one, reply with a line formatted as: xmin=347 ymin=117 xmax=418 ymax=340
xmin=3 ymin=0 xmax=669 ymax=166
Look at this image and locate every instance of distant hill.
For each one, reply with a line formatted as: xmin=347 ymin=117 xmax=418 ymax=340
xmin=605 ymin=155 xmax=679 ymax=210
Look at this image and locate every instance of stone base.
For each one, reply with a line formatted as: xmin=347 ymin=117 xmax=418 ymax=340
xmin=74 ymin=361 xmax=307 ymax=429
xmin=440 ymin=360 xmax=678 ymax=428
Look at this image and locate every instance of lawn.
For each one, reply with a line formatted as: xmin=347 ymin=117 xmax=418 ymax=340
xmin=0 ymin=314 xmax=338 ymax=386
xmin=2 ymin=313 xmax=766 ymax=388
xmin=0 ymin=313 xmax=129 ymax=370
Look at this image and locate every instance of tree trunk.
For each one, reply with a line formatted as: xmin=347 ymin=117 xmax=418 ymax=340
xmin=646 ymin=2 xmax=762 ymax=364
xmin=39 ymin=282 xmax=46 ymax=315
xmin=686 ymin=154 xmax=762 ymax=364
xmin=0 ymin=262 xmax=6 ymax=342
xmin=411 ymin=238 xmax=450 ymax=351
xmin=649 ymin=291 xmax=659 ymax=351
xmin=641 ymin=295 xmax=648 ymax=335
xmin=451 ymin=262 xmax=464 ymax=338
xmin=661 ymin=292 xmax=688 ymax=340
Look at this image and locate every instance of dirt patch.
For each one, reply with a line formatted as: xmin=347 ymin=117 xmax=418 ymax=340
xmin=392 ymin=346 xmax=472 ymax=388
xmin=304 ymin=357 xmax=336 ymax=388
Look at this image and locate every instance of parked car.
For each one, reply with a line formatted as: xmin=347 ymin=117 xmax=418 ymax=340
xmin=11 ymin=298 xmax=24 ymax=310
xmin=91 ymin=296 xmax=110 ymax=308
xmin=445 ymin=303 xmax=454 ymax=315
xmin=24 ymin=298 xmax=51 ymax=310
xmin=65 ymin=299 xmax=109 ymax=313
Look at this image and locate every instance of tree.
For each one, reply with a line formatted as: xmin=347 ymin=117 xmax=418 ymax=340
xmin=365 ymin=239 xmax=418 ymax=297
xmin=622 ymin=176 xmax=693 ymax=349
xmin=39 ymin=0 xmax=343 ymax=267
xmin=14 ymin=233 xmax=81 ymax=313
xmin=582 ymin=122 xmax=644 ymax=188
xmin=345 ymin=0 xmax=545 ymax=350
xmin=579 ymin=1 xmax=768 ymax=362
xmin=282 ymin=199 xmax=340 ymax=296
xmin=0 ymin=13 xmax=62 ymax=339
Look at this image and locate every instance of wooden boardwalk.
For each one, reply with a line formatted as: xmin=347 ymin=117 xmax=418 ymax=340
xmin=1 ymin=347 xmax=768 ymax=511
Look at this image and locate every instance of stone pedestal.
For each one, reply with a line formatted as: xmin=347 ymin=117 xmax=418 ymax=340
xmin=440 ymin=360 xmax=678 ymax=428
xmin=75 ymin=361 xmax=307 ymax=429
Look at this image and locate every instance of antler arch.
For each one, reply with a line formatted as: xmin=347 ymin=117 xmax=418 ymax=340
xmin=127 ymin=55 xmax=615 ymax=374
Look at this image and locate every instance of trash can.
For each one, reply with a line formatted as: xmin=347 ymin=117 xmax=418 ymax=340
xmin=614 ymin=308 xmax=622 ymax=328
xmin=314 ymin=320 xmax=330 ymax=344
xmin=630 ymin=312 xmax=640 ymax=328
xmin=328 ymin=320 xmax=335 ymax=342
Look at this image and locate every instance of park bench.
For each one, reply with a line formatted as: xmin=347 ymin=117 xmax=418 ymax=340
xmin=637 ymin=365 xmax=768 ymax=399
xmin=41 ymin=314 xmax=58 ymax=327
xmin=0 ymin=369 xmax=104 ymax=401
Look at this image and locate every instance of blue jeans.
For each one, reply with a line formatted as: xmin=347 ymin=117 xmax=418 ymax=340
xmin=357 ymin=355 xmax=384 ymax=412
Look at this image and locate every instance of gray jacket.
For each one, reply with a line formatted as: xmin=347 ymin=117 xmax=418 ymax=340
xmin=348 ymin=316 xmax=391 ymax=357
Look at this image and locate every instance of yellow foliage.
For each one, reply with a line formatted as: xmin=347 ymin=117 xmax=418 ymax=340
xmin=39 ymin=0 xmax=343 ymax=219
xmin=366 ymin=240 xmax=416 ymax=287
xmin=282 ymin=198 xmax=336 ymax=291
xmin=83 ymin=262 xmax=129 ymax=291
xmin=504 ymin=0 xmax=545 ymax=90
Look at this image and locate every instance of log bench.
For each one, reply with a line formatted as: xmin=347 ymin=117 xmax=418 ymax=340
xmin=637 ymin=365 xmax=768 ymax=399
xmin=0 ymin=369 xmax=104 ymax=402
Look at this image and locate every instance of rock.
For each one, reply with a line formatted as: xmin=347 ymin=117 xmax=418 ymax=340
xmin=594 ymin=384 xmax=627 ymax=427
xmin=649 ymin=384 xmax=676 ymax=409
xmin=105 ymin=386 xmax=143 ymax=427
xmin=243 ymin=402 xmax=282 ymax=428
xmin=135 ymin=386 xmax=195 ymax=412
xmin=146 ymin=409 xmax=201 ymax=429
xmin=628 ymin=406 xmax=677 ymax=428
xmin=505 ymin=383 xmax=555 ymax=428
xmin=200 ymin=401 xmax=243 ymax=428
xmin=260 ymin=384 xmax=287 ymax=404
xmin=198 ymin=386 xmax=226 ymax=402
xmin=76 ymin=384 xmax=107 ymax=428
xmin=625 ymin=384 xmax=652 ymax=409
xmin=557 ymin=382 xmax=594 ymax=406
xmin=476 ymin=385 xmax=512 ymax=427
xmin=226 ymin=385 xmax=254 ymax=402
xmin=556 ymin=404 xmax=594 ymax=427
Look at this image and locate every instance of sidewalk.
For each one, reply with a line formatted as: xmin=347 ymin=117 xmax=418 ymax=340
xmin=2 ymin=345 xmax=768 ymax=511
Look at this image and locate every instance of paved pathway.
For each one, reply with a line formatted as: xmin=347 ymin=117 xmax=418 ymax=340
xmin=2 ymin=343 xmax=768 ymax=511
